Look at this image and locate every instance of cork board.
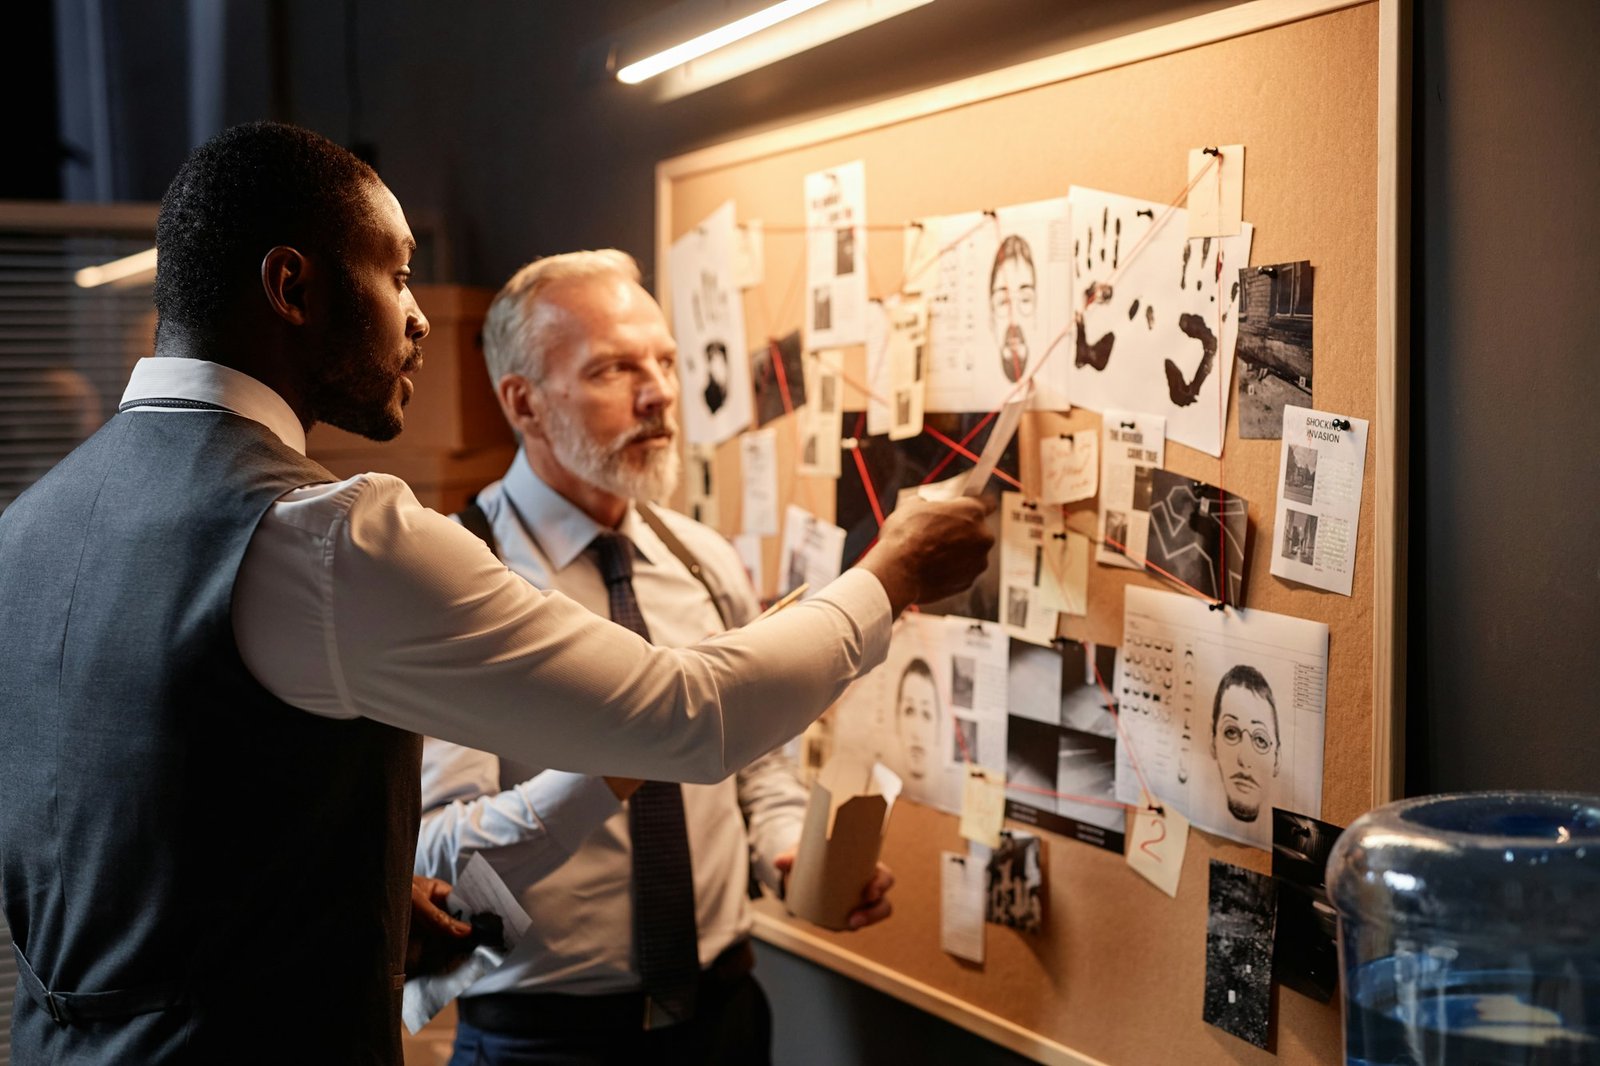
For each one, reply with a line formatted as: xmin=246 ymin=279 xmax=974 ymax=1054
xmin=656 ymin=1 xmax=1407 ymax=1062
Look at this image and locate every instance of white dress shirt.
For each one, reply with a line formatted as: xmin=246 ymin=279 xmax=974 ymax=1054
xmin=117 ymin=358 xmax=890 ymax=796
xmin=415 ymin=457 xmax=808 ymax=994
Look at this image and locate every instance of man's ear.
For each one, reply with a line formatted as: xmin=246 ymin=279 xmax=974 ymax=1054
xmin=496 ymin=374 xmax=543 ymax=442
xmin=261 ymin=246 xmax=313 ymax=326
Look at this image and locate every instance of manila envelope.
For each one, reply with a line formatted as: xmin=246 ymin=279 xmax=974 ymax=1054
xmin=786 ymin=756 xmax=902 ymax=930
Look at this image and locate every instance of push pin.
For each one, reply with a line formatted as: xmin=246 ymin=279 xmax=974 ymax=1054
xmin=1332 ymin=417 xmax=1352 ymax=431
xmin=1202 ymin=146 xmax=1222 ymax=157
xmin=1207 ymin=600 xmax=1227 ymax=612
xmin=1257 ymin=265 xmax=1278 ymax=276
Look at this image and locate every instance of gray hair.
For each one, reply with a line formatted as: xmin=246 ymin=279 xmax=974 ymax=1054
xmin=481 ymin=249 xmax=642 ymax=387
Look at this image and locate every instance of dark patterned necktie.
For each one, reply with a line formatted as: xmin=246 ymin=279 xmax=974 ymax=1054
xmin=590 ymin=530 xmax=699 ymax=1027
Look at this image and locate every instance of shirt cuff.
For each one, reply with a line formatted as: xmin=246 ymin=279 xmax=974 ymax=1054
xmin=813 ymin=567 xmax=893 ymax=668
xmin=515 ymin=771 xmax=621 ymax=856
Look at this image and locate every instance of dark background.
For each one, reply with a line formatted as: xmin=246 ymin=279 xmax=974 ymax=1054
xmin=10 ymin=2 xmax=1597 ymax=1061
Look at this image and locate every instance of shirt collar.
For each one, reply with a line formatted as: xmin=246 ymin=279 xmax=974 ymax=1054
xmin=501 ymin=453 xmax=662 ymax=572
xmin=120 ymin=357 xmax=308 ymax=455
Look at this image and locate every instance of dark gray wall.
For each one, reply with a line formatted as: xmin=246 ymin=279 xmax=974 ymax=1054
xmin=35 ymin=0 xmax=1600 ymax=1059
xmin=1406 ymin=0 xmax=1600 ymax=795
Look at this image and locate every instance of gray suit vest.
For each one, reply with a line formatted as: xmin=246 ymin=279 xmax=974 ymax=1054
xmin=0 ymin=411 xmax=421 ymax=1064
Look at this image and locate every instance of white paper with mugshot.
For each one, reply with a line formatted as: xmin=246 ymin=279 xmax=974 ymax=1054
xmin=668 ymin=200 xmax=754 ymax=446
xmin=1113 ymin=586 xmax=1327 ymax=851
xmin=1270 ymin=406 xmax=1369 ymax=596
xmin=907 ymin=198 xmax=1073 ymax=413
xmin=827 ymin=613 xmax=1009 ymax=816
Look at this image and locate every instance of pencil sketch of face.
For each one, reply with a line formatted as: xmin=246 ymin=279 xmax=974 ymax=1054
xmin=895 ymin=658 xmax=939 ymax=782
xmin=989 ymin=235 xmax=1037 ymax=384
xmin=1210 ymin=665 xmax=1280 ymax=823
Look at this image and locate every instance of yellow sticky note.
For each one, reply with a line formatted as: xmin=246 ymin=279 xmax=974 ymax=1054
xmin=1126 ymin=789 xmax=1189 ymax=897
xmin=959 ymin=766 xmax=1007 ymax=848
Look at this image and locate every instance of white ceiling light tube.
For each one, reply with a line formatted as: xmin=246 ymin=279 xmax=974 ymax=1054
xmin=617 ymin=0 xmax=833 ymax=84
xmin=74 ymin=246 xmax=158 ymax=289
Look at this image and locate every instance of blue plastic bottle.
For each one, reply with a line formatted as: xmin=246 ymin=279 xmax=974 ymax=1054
xmin=1327 ymin=792 xmax=1600 ymax=1065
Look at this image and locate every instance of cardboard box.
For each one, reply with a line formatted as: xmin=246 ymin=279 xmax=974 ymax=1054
xmin=785 ymin=757 xmax=901 ymax=930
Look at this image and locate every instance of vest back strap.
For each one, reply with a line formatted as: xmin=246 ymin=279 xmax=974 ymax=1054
xmin=13 ymin=939 xmax=187 ymax=1025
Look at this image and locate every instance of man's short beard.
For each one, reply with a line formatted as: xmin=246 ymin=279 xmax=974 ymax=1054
xmin=541 ymin=401 xmax=681 ymax=504
xmin=307 ymin=263 xmax=417 ymax=441
xmin=1226 ymin=795 xmax=1261 ymax=822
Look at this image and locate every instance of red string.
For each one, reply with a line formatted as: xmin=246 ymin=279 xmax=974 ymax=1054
xmin=850 ymin=445 xmax=886 ymax=532
xmin=921 ymin=424 xmax=1023 ymax=491
xmin=1006 ymin=781 xmax=1137 ymax=812
xmin=768 ymin=337 xmax=796 ymax=417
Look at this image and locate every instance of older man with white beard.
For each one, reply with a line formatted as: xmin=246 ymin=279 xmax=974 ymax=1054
xmin=414 ymin=251 xmax=894 ymax=1066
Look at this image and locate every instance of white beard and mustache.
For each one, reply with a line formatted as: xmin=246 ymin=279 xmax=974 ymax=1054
xmin=536 ymin=399 xmax=682 ymax=504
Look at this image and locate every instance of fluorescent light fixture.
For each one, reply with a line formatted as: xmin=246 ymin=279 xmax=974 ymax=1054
xmin=74 ymin=246 xmax=157 ymax=288
xmin=617 ymin=0 xmax=832 ymax=84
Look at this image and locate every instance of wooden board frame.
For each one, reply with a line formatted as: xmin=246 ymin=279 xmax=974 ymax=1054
xmin=656 ymin=1 xmax=1409 ymax=1060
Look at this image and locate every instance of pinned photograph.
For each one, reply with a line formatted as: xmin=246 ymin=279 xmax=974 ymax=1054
xmin=1144 ymin=469 xmax=1250 ymax=604
xmin=751 ymin=330 xmax=806 ymax=428
xmin=1272 ymin=809 xmax=1344 ymax=1002
xmin=985 ymin=829 xmax=1044 ymax=933
xmin=1004 ymin=641 xmax=1125 ymax=854
xmin=1204 ymin=859 xmax=1278 ymax=1050
xmin=1236 ymin=262 xmax=1314 ymax=439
